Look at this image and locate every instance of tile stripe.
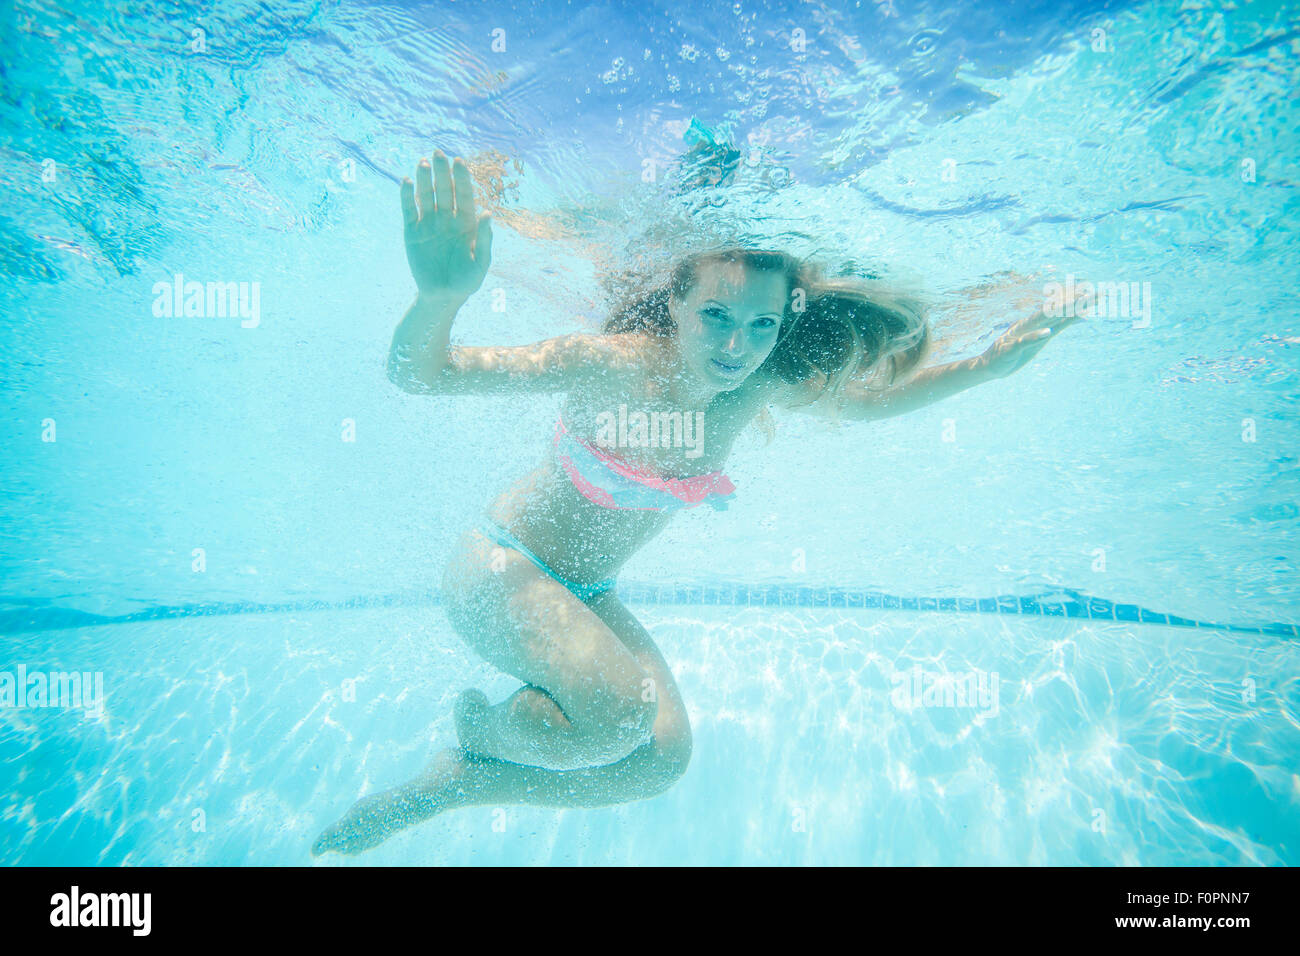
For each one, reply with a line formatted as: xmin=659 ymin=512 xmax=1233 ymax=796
xmin=0 ymin=585 xmax=1295 ymax=638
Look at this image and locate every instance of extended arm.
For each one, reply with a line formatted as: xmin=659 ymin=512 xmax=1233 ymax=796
xmin=390 ymin=311 xmax=629 ymax=396
xmin=826 ymin=356 xmax=992 ymax=422
xmin=790 ymin=305 xmax=1079 ymax=422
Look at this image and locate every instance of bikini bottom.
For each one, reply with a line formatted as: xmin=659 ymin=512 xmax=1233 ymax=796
xmin=477 ymin=518 xmax=617 ymax=602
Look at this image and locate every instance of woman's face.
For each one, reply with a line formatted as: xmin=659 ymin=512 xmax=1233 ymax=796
xmin=670 ymin=261 xmax=789 ymax=392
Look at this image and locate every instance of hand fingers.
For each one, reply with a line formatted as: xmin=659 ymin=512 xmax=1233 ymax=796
xmin=1009 ymin=335 xmax=1047 ymax=366
xmin=432 ymin=151 xmax=454 ymax=221
xmin=1011 ymin=331 xmax=1052 ymax=364
xmin=415 ymin=160 xmax=434 ymax=217
xmin=1020 ymin=310 xmax=1057 ymax=333
xmin=1003 ymin=311 xmax=1043 ymax=338
xmin=1010 ymin=330 xmax=1051 ymax=352
xmin=1014 ymin=311 xmax=1076 ymax=339
xmin=994 ymin=329 xmax=1048 ymax=360
xmin=475 ymin=215 xmax=493 ymax=269
xmin=453 ymin=158 xmax=477 ymax=230
xmin=400 ymin=178 xmax=418 ymax=232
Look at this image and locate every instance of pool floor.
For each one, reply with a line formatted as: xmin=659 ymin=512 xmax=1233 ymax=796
xmin=2 ymin=605 xmax=1295 ymax=865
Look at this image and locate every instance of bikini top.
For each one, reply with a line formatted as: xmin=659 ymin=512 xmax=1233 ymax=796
xmin=553 ymin=414 xmax=736 ymax=512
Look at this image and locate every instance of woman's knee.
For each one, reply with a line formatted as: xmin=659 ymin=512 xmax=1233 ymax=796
xmin=504 ymin=675 xmax=657 ymax=766
xmin=648 ymin=702 xmax=692 ymax=780
xmin=582 ymin=682 xmax=658 ymax=760
xmin=636 ymin=738 xmax=691 ymax=799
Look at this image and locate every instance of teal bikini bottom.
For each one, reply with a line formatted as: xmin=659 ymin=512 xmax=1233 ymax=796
xmin=477 ymin=518 xmax=618 ymax=603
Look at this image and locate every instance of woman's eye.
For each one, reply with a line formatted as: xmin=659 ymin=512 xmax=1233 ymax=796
xmin=703 ymin=308 xmax=728 ymax=321
xmin=754 ymin=317 xmax=777 ymax=329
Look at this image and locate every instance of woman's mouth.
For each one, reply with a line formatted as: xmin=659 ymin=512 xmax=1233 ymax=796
xmin=711 ymin=358 xmax=744 ymax=374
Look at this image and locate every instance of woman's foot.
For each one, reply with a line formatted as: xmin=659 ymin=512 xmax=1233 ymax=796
xmin=311 ymin=748 xmax=469 ymax=857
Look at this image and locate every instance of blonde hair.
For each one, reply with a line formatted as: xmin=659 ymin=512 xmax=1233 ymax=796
xmin=760 ymin=277 xmax=932 ymax=422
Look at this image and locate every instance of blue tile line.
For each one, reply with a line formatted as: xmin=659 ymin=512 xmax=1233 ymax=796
xmin=0 ymin=585 xmax=1296 ymax=639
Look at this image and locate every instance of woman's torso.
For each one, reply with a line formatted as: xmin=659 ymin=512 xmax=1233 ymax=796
xmin=484 ymin=332 xmax=785 ymax=585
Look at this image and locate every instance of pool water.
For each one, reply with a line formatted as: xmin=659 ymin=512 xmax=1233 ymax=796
xmin=5 ymin=605 xmax=1295 ymax=866
xmin=2 ymin=0 xmax=1298 ymax=865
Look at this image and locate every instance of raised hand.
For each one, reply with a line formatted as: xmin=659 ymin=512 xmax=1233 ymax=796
xmin=400 ymin=150 xmax=493 ymax=301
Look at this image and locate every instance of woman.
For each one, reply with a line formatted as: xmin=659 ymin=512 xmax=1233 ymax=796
xmin=312 ymin=151 xmax=1074 ymax=856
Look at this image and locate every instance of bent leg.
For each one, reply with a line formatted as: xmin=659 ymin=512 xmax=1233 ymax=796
xmin=441 ymin=529 xmax=658 ymax=770
xmin=454 ymin=587 xmax=694 ymax=803
xmin=311 ymin=739 xmax=684 ymax=857
xmin=312 ymin=592 xmax=693 ymax=857
xmin=464 ymin=588 xmax=692 ymax=769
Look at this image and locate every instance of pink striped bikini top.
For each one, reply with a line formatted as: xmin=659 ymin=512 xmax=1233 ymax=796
xmin=553 ymin=414 xmax=736 ymax=512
